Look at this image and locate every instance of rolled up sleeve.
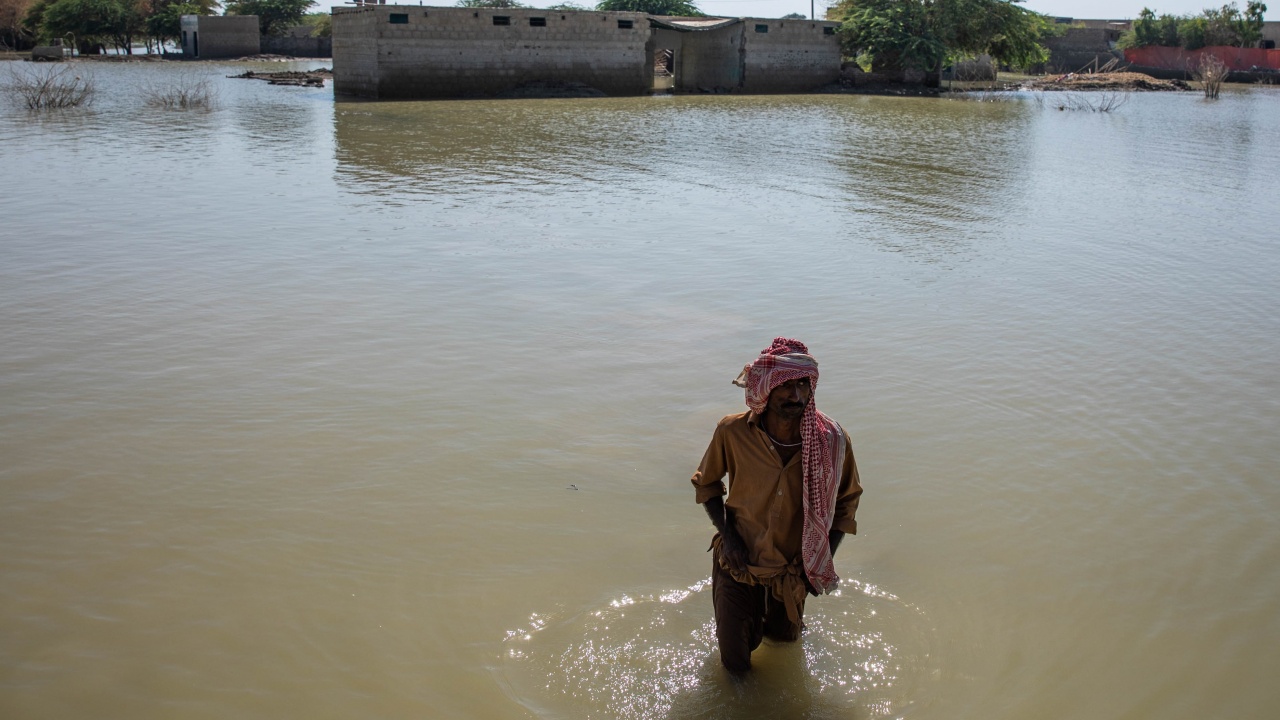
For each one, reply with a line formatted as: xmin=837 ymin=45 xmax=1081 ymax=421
xmin=691 ymin=424 xmax=729 ymax=504
xmin=831 ymin=434 xmax=862 ymax=535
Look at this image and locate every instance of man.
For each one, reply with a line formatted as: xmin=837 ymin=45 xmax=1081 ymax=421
xmin=691 ymin=337 xmax=862 ymax=673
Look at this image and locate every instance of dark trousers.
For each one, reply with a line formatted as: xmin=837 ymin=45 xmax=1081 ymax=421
xmin=711 ymin=551 xmax=805 ymax=673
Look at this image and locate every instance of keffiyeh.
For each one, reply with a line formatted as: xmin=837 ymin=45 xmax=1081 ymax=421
xmin=733 ymin=337 xmax=846 ymax=593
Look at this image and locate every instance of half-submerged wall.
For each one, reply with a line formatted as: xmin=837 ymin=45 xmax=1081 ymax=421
xmin=333 ymin=6 xmax=650 ymax=99
xmin=740 ymin=19 xmax=840 ymax=93
xmin=647 ymin=17 xmax=840 ymax=94
xmin=180 ymin=15 xmax=261 ymax=59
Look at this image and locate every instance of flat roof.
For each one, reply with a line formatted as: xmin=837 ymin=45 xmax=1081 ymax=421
xmin=649 ymin=15 xmax=838 ymax=32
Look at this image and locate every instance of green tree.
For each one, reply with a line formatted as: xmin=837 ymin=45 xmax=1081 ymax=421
xmin=543 ymin=2 xmax=587 ymax=8
xmin=2 ymin=0 xmax=35 ymax=49
xmin=39 ymin=0 xmax=134 ymax=51
xmin=20 ymin=0 xmax=53 ymax=41
xmin=781 ymin=12 xmax=806 ymax=19
xmin=1157 ymin=13 xmax=1180 ymax=44
xmin=1178 ymin=15 xmax=1209 ymax=48
xmin=300 ymin=9 xmax=327 ymax=37
xmin=1200 ymin=2 xmax=1267 ymax=46
xmin=1127 ymin=3 xmax=1267 ymax=50
xmin=1238 ymin=1 xmax=1267 ymax=46
xmin=1202 ymin=3 xmax=1243 ymax=45
xmin=830 ymin=0 xmax=1049 ymax=79
xmin=594 ymin=0 xmax=703 ymax=15
xmin=145 ymin=0 xmax=215 ymax=50
xmin=225 ymin=0 xmax=314 ymax=36
xmin=1128 ymin=8 xmax=1183 ymax=48
xmin=1131 ymin=7 xmax=1160 ymax=45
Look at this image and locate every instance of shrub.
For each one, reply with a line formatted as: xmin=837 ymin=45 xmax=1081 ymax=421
xmin=141 ymin=73 xmax=216 ymax=109
xmin=3 ymin=62 xmax=94 ymax=108
xmin=1034 ymin=91 xmax=1129 ymax=112
xmin=1194 ymin=54 xmax=1229 ymax=98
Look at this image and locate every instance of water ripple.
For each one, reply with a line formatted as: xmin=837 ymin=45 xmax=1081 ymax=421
xmin=500 ymin=577 xmax=937 ymax=719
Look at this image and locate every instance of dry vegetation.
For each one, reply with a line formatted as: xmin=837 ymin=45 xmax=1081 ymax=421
xmin=141 ymin=73 xmax=216 ymax=110
xmin=1033 ymin=91 xmax=1131 ymax=112
xmin=4 ymin=63 xmax=95 ymax=109
xmin=1194 ymin=55 xmax=1230 ymax=99
xmin=1024 ymin=71 xmax=1187 ymax=92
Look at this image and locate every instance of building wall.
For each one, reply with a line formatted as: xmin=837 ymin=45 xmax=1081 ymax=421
xmin=262 ymin=35 xmax=332 ymax=58
xmin=679 ymin=25 xmax=742 ymax=90
xmin=333 ymin=9 xmax=381 ymax=96
xmin=739 ymin=19 xmax=839 ymax=92
xmin=180 ymin=15 xmax=260 ymax=59
xmin=334 ymin=7 xmax=650 ymax=99
xmin=1065 ymin=19 xmax=1133 ymax=31
xmin=1041 ymin=27 xmax=1121 ymax=73
xmin=1262 ymin=21 xmax=1280 ymax=48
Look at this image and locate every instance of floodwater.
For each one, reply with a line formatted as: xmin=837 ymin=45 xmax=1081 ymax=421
xmin=2 ymin=61 xmax=1278 ymax=720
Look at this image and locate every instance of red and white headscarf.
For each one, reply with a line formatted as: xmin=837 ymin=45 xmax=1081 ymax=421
xmin=733 ymin=338 xmax=846 ymax=594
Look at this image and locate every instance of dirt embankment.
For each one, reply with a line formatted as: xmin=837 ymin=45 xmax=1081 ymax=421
xmin=1021 ymin=72 xmax=1190 ymax=92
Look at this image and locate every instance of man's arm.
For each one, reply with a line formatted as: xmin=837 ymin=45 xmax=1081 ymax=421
xmin=702 ymin=496 xmax=748 ymax=574
xmin=828 ymin=529 xmax=845 ymax=557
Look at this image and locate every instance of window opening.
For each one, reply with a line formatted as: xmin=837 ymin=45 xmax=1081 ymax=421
xmin=493 ymin=15 xmax=510 ymax=25
xmin=529 ymin=17 xmax=546 ymax=26
xmin=755 ymin=24 xmax=768 ymax=33
xmin=389 ymin=13 xmax=408 ymax=24
xmin=618 ymin=20 xmax=633 ymax=29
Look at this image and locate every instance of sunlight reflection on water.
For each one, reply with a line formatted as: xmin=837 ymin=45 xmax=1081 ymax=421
xmin=502 ymin=578 xmax=935 ymax=719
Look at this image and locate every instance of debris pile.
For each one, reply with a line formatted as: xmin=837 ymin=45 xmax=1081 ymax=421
xmin=1022 ymin=72 xmax=1189 ymax=92
xmin=228 ymin=69 xmax=331 ymax=87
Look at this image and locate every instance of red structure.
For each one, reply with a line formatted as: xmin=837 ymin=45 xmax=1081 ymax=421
xmin=1125 ymin=45 xmax=1280 ymax=71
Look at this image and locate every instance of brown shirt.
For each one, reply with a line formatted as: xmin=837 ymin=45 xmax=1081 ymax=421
xmin=692 ymin=411 xmax=862 ymax=574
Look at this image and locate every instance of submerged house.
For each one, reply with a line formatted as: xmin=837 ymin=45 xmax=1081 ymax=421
xmin=331 ymin=6 xmax=841 ymax=99
xmin=180 ymin=15 xmax=261 ymax=59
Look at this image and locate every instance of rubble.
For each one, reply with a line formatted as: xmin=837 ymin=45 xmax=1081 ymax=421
xmin=228 ymin=69 xmax=332 ymax=87
xmin=1021 ymin=71 xmax=1190 ymax=92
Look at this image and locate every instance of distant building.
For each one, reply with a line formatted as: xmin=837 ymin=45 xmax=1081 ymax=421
xmin=1053 ymin=18 xmax=1134 ymax=32
xmin=331 ymin=7 xmax=841 ymax=99
xmin=180 ymin=15 xmax=261 ymax=59
xmin=1041 ymin=26 xmax=1126 ymax=73
xmin=1261 ymin=21 xmax=1279 ymax=49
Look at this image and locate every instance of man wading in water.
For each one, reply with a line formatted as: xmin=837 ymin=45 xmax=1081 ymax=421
xmin=691 ymin=338 xmax=862 ymax=673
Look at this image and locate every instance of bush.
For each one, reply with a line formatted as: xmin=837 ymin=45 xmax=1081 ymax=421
xmin=141 ymin=73 xmax=216 ymax=109
xmin=1034 ymin=91 xmax=1129 ymax=112
xmin=3 ymin=62 xmax=94 ymax=108
xmin=1194 ymin=54 xmax=1229 ymax=98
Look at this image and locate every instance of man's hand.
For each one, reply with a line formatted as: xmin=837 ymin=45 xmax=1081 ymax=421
xmin=702 ymin=496 xmax=749 ymax=574
xmin=828 ymin=529 xmax=845 ymax=557
xmin=718 ymin=524 xmax=749 ymax=574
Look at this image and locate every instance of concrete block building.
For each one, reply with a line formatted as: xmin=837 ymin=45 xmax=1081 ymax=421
xmin=648 ymin=16 xmax=840 ymax=94
xmin=180 ymin=15 xmax=261 ymax=59
xmin=331 ymin=6 xmax=841 ymax=99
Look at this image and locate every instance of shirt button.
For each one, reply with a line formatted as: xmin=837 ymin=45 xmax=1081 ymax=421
xmin=777 ymin=489 xmax=783 ymax=496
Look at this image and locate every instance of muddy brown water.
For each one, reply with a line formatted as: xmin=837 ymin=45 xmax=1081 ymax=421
xmin=2 ymin=61 xmax=1279 ymax=719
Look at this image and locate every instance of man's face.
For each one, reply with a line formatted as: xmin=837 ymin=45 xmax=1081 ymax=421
xmin=766 ymin=376 xmax=812 ymax=419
